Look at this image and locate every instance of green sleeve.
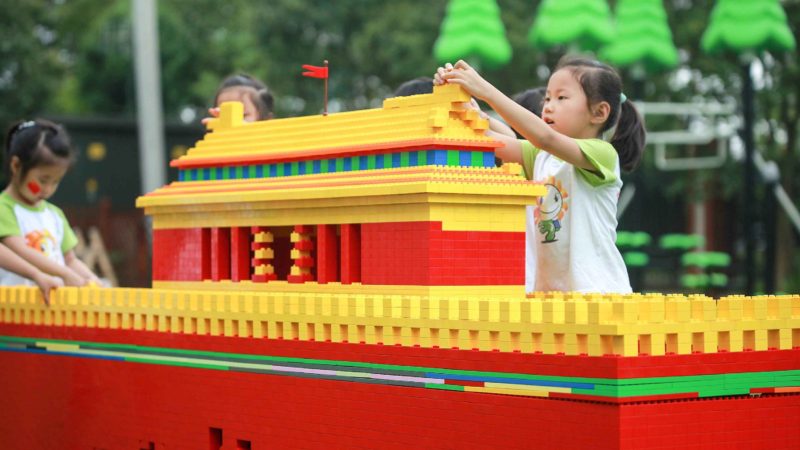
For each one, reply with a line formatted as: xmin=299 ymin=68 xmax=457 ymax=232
xmin=576 ymin=139 xmax=619 ymax=187
xmin=53 ymin=206 xmax=78 ymax=253
xmin=0 ymin=196 xmax=21 ymax=238
xmin=520 ymin=140 xmax=539 ymax=180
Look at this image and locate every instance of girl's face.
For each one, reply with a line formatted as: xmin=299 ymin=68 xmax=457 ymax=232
xmin=10 ymin=158 xmax=69 ymax=206
xmin=542 ymin=69 xmax=598 ymax=140
xmin=217 ymin=87 xmax=261 ymax=122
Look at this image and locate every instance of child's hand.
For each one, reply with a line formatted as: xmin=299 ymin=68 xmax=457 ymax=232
xmin=32 ymin=273 xmax=63 ymax=306
xmin=85 ymin=274 xmax=104 ymax=287
xmin=465 ymin=98 xmax=490 ymax=120
xmin=200 ymin=107 xmax=220 ymax=125
xmin=434 ymin=62 xmax=454 ymax=86
xmin=62 ymin=270 xmax=85 ymax=287
xmin=437 ymin=60 xmax=494 ymax=101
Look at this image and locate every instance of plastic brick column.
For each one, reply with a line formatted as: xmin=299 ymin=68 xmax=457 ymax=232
xmin=251 ymin=226 xmax=276 ymax=283
xmin=340 ymin=224 xmax=361 ymax=284
xmin=210 ymin=227 xmax=231 ymax=281
xmin=287 ymin=225 xmax=314 ymax=283
xmin=317 ymin=224 xmax=339 ymax=284
xmin=230 ymin=227 xmax=251 ymax=282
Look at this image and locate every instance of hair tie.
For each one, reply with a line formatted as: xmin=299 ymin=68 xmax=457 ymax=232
xmin=620 ymin=93 xmax=627 ymax=104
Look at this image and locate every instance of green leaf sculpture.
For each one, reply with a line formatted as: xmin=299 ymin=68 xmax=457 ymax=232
xmin=528 ymin=0 xmax=613 ymax=52
xmin=434 ymin=0 xmax=512 ymax=69
xmin=702 ymin=0 xmax=795 ymax=55
xmin=600 ymin=0 xmax=678 ymax=73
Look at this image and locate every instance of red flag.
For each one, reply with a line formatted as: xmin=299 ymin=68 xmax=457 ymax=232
xmin=302 ymin=64 xmax=328 ymax=79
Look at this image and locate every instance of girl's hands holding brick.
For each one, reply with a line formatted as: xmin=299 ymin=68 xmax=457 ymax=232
xmin=434 ymin=60 xmax=495 ymax=101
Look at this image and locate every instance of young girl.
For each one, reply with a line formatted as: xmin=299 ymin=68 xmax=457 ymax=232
xmin=203 ymin=73 xmax=275 ymax=124
xmin=435 ymin=56 xmax=646 ymax=293
xmin=0 ymin=119 xmax=100 ymax=301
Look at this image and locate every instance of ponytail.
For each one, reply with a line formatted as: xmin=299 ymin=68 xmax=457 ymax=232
xmin=610 ymin=100 xmax=646 ymax=172
xmin=555 ymin=55 xmax=648 ymax=173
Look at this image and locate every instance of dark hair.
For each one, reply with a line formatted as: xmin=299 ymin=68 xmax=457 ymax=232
xmin=214 ymin=73 xmax=274 ymax=120
xmin=512 ymin=87 xmax=546 ymax=118
xmin=393 ymin=77 xmax=434 ymax=97
xmin=4 ymin=119 xmax=73 ymax=181
xmin=555 ymin=56 xmax=646 ymax=172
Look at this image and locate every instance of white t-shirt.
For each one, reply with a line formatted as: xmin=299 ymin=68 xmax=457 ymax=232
xmin=0 ymin=192 xmax=77 ymax=286
xmin=521 ymin=139 xmax=631 ymax=294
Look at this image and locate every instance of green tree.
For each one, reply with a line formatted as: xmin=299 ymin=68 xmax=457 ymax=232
xmin=0 ymin=1 xmax=66 ymax=131
xmin=433 ymin=0 xmax=512 ymax=69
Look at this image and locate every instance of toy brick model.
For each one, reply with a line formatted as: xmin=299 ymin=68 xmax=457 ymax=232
xmin=1 ymin=85 xmax=798 ymax=449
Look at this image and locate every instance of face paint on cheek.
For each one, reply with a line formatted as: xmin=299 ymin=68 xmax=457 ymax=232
xmin=27 ymin=181 xmax=41 ymax=195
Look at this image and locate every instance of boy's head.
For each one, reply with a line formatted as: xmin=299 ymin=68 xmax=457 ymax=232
xmin=393 ymin=77 xmax=434 ymax=97
xmin=214 ymin=74 xmax=274 ymax=121
xmin=512 ymin=87 xmax=546 ymax=118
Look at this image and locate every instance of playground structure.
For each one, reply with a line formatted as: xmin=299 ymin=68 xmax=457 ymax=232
xmin=1 ymin=85 xmax=798 ymax=449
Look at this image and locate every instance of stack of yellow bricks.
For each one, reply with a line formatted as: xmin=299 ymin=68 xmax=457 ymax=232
xmin=2 ymin=286 xmax=798 ymax=357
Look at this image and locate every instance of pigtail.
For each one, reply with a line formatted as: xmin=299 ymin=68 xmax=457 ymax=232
xmin=610 ymin=100 xmax=646 ymax=172
xmin=3 ymin=119 xmax=73 ymax=181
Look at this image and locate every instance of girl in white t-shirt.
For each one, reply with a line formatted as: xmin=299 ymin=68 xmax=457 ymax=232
xmin=435 ymin=56 xmax=646 ymax=293
xmin=1 ymin=119 xmax=100 ymax=303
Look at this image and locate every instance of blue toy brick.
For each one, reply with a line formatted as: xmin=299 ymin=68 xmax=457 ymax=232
xmin=257 ymin=165 xmax=265 ymax=178
xmin=392 ymin=153 xmax=402 ymax=168
xmin=375 ymin=154 xmax=384 ymax=169
xmin=359 ymin=156 xmax=368 ymax=170
xmin=296 ymin=161 xmax=304 ymax=175
xmin=409 ymin=151 xmax=418 ymax=166
xmin=215 ymin=167 xmax=223 ymax=180
xmin=203 ymin=168 xmax=211 ymax=180
xmin=313 ymin=160 xmax=321 ymax=174
xmin=178 ymin=171 xmax=185 ymax=182
xmin=343 ymin=157 xmax=352 ymax=172
xmin=459 ymin=151 xmax=472 ymax=167
xmin=483 ymin=151 xmax=495 ymax=167
xmin=431 ymin=150 xmax=447 ymax=165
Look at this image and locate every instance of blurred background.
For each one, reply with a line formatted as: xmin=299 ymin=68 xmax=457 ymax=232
xmin=1 ymin=0 xmax=798 ymax=295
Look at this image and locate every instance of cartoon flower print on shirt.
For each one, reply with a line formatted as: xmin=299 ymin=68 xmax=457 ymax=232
xmin=533 ymin=176 xmax=569 ymax=243
xmin=25 ymin=230 xmax=58 ymax=257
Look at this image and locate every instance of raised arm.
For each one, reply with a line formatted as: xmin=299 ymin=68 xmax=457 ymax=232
xmin=437 ymin=60 xmax=594 ymax=171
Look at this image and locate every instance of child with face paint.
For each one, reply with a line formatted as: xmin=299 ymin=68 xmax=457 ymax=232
xmin=0 ymin=119 xmax=100 ymax=303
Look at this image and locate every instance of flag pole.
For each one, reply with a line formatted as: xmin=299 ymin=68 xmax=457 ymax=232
xmin=323 ymin=60 xmax=329 ymax=116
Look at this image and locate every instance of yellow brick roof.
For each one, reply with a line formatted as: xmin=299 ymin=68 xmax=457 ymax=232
xmin=137 ymin=165 xmax=544 ymax=208
xmin=172 ymin=84 xmax=499 ymax=169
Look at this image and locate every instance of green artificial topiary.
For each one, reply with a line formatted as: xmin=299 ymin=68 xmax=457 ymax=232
xmin=600 ymin=0 xmax=678 ymax=73
xmin=434 ymin=0 xmax=512 ymax=69
xmin=702 ymin=0 xmax=795 ymax=55
xmin=528 ymin=0 xmax=613 ymax=52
